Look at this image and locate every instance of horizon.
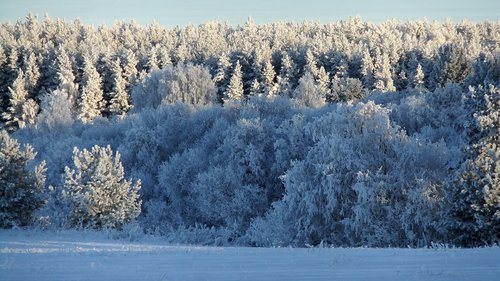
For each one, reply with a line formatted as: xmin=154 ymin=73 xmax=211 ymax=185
xmin=1 ymin=0 xmax=499 ymax=27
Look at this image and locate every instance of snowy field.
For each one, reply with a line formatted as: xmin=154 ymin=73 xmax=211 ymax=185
xmin=0 ymin=230 xmax=499 ymax=281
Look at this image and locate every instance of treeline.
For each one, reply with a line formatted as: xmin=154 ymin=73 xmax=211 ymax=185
xmin=0 ymin=15 xmax=499 ymax=247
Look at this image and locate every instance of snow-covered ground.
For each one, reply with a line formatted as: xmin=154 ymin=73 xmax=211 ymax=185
xmin=0 ymin=230 xmax=499 ymax=281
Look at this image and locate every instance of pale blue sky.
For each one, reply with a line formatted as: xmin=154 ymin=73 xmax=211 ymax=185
xmin=0 ymin=0 xmax=498 ymax=26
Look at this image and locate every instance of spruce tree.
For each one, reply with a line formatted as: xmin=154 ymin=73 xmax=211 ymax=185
xmin=224 ymin=60 xmax=244 ymax=102
xmin=2 ymin=70 xmax=39 ymax=131
xmin=78 ymin=56 xmax=104 ymax=123
xmin=373 ymin=53 xmax=396 ymax=92
xmin=108 ymin=58 xmax=130 ymax=116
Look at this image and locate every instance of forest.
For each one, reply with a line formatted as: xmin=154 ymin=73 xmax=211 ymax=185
xmin=0 ymin=14 xmax=498 ymax=247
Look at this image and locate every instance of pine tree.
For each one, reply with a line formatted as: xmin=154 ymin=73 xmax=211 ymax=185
xmin=0 ymin=130 xmax=46 ymax=228
xmin=78 ymin=56 xmax=104 ymax=123
xmin=262 ymin=60 xmax=277 ymax=97
xmin=373 ymin=53 xmax=396 ymax=92
xmin=411 ymin=63 xmax=425 ymax=90
xmin=447 ymin=85 xmax=500 ymax=246
xmin=23 ymin=53 xmax=40 ymax=95
xmin=108 ymin=58 xmax=130 ymax=116
xmin=276 ymin=52 xmax=296 ymax=97
xmin=2 ymin=71 xmax=39 ymax=131
xmin=157 ymin=47 xmax=172 ymax=69
xmin=360 ymin=49 xmax=374 ymax=89
xmin=316 ymin=66 xmax=331 ymax=98
xmin=62 ymin=145 xmax=141 ymax=229
xmin=304 ymin=49 xmax=319 ymax=78
xmin=224 ymin=60 xmax=244 ymax=102
xmin=213 ymin=52 xmax=232 ymax=101
xmin=146 ymin=46 xmax=160 ymax=71
xmin=120 ymin=49 xmax=139 ymax=86
xmin=55 ymin=48 xmax=79 ymax=104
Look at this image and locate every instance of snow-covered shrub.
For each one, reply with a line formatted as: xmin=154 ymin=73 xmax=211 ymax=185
xmin=0 ymin=130 xmax=46 ymax=227
xmin=62 ymin=145 xmax=141 ymax=229
xmin=131 ymin=64 xmax=216 ymax=111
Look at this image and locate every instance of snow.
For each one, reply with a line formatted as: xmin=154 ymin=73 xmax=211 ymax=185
xmin=1 ymin=230 xmax=499 ymax=281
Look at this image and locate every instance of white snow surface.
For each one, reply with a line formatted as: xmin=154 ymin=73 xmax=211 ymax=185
xmin=1 ymin=230 xmax=499 ymax=281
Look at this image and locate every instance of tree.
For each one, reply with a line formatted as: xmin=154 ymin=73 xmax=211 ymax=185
xmin=35 ymin=89 xmax=74 ymax=131
xmin=276 ymin=52 xmax=296 ymax=97
xmin=0 ymin=130 xmax=46 ymax=228
xmin=213 ymin=52 xmax=232 ymax=101
xmin=2 ymin=70 xmax=39 ymax=131
xmin=330 ymin=77 xmax=365 ymax=103
xmin=292 ymin=73 xmax=325 ymax=108
xmin=55 ymin=48 xmax=79 ymax=105
xmin=107 ymin=58 xmax=131 ymax=116
xmin=373 ymin=53 xmax=396 ymax=92
xmin=62 ymin=145 xmax=141 ymax=229
xmin=410 ymin=63 xmax=425 ymax=90
xmin=78 ymin=56 xmax=104 ymax=123
xmin=262 ymin=59 xmax=277 ymax=97
xmin=360 ymin=49 xmax=374 ymax=89
xmin=22 ymin=53 xmax=40 ymax=95
xmin=224 ymin=60 xmax=244 ymax=102
xmin=447 ymin=85 xmax=500 ymax=246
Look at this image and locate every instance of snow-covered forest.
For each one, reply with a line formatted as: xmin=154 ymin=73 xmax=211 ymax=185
xmin=0 ymin=15 xmax=499 ymax=247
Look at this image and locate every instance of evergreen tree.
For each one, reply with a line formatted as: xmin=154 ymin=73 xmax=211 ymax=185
xmin=0 ymin=130 xmax=46 ymax=228
xmin=78 ymin=56 xmax=104 ymax=123
xmin=360 ymin=49 xmax=374 ymax=89
xmin=2 ymin=70 xmax=39 ymax=131
xmin=373 ymin=53 xmax=396 ymax=92
xmin=22 ymin=53 xmax=40 ymax=96
xmin=55 ymin=48 xmax=79 ymax=104
xmin=410 ymin=63 xmax=425 ymax=90
xmin=108 ymin=58 xmax=130 ymax=116
xmin=213 ymin=52 xmax=232 ymax=101
xmin=262 ymin=60 xmax=277 ymax=97
xmin=304 ymin=49 xmax=319 ymax=78
xmin=276 ymin=52 xmax=296 ymax=97
xmin=447 ymin=85 xmax=500 ymax=246
xmin=62 ymin=145 xmax=141 ymax=229
xmin=224 ymin=60 xmax=244 ymax=102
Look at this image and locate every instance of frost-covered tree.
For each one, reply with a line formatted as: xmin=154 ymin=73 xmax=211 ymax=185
xmin=373 ymin=53 xmax=396 ymax=92
xmin=132 ymin=64 xmax=216 ymax=110
xmin=410 ymin=63 xmax=425 ymax=90
xmin=62 ymin=145 xmax=141 ymax=229
xmin=22 ymin=53 xmax=40 ymax=95
xmin=446 ymin=85 xmax=500 ymax=246
xmin=213 ymin=52 xmax=232 ymax=100
xmin=292 ymin=73 xmax=325 ymax=108
xmin=2 ymin=70 xmax=39 ymax=131
xmin=35 ymin=89 xmax=74 ymax=131
xmin=224 ymin=60 xmax=244 ymax=102
xmin=78 ymin=56 xmax=104 ymax=123
xmin=262 ymin=59 xmax=277 ymax=96
xmin=0 ymin=130 xmax=46 ymax=228
xmin=276 ymin=52 xmax=297 ymax=97
xmin=55 ymin=48 xmax=79 ymax=105
xmin=330 ymin=77 xmax=365 ymax=102
xmin=107 ymin=58 xmax=131 ymax=116
xmin=360 ymin=49 xmax=374 ymax=89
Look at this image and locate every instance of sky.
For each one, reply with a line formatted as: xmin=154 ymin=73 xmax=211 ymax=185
xmin=0 ymin=0 xmax=499 ymax=27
